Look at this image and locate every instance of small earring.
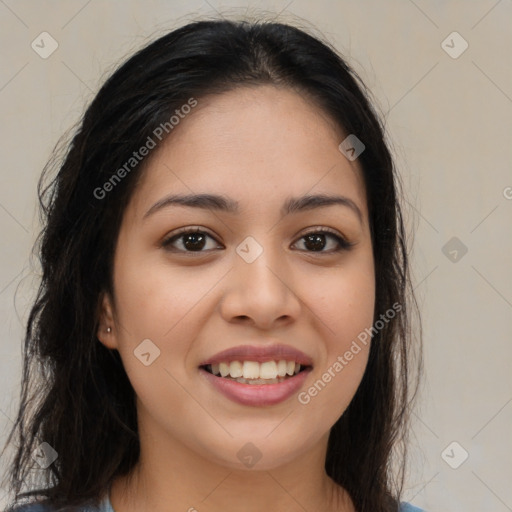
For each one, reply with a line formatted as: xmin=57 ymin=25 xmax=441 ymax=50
xmin=106 ymin=327 xmax=112 ymax=333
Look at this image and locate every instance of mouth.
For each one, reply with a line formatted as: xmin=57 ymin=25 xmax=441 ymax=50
xmin=198 ymin=343 xmax=314 ymax=406
xmin=199 ymin=359 xmax=313 ymax=407
xmin=200 ymin=360 xmax=311 ymax=385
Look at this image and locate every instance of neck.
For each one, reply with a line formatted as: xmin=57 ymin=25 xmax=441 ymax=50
xmin=109 ymin=423 xmax=354 ymax=512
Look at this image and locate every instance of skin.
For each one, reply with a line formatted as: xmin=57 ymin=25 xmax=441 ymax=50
xmin=97 ymin=85 xmax=375 ymax=512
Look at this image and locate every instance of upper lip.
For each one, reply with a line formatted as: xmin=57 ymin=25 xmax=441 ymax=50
xmin=199 ymin=344 xmax=314 ymax=366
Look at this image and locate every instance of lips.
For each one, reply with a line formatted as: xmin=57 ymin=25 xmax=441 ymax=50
xmin=199 ymin=344 xmax=313 ymax=366
xmin=198 ymin=344 xmax=313 ymax=406
xmin=199 ymin=366 xmax=311 ymax=406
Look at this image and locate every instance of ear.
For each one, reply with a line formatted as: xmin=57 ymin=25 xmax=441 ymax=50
xmin=97 ymin=291 xmax=118 ymax=350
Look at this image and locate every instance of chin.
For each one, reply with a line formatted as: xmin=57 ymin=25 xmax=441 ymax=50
xmin=198 ymin=429 xmax=319 ymax=472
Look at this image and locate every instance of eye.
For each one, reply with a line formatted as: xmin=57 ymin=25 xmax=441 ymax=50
xmin=161 ymin=228 xmax=221 ymax=253
xmin=293 ymin=227 xmax=354 ymax=253
xmin=161 ymin=227 xmax=354 ymax=254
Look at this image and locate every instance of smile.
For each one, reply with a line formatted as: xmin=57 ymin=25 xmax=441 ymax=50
xmin=202 ymin=360 xmax=307 ymax=384
xmin=199 ymin=362 xmax=312 ymax=406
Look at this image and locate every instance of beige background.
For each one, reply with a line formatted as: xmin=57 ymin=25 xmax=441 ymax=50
xmin=1 ymin=1 xmax=511 ymax=510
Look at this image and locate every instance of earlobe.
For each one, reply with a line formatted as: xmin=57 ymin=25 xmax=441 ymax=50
xmin=97 ymin=292 xmax=118 ymax=349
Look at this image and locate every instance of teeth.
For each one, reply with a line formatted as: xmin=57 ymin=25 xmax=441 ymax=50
xmin=259 ymin=361 xmax=277 ymax=379
xmin=277 ymin=360 xmax=287 ymax=377
xmin=219 ymin=362 xmax=230 ymax=377
xmin=235 ymin=377 xmax=280 ymax=385
xmin=229 ymin=360 xmax=243 ymax=378
xmin=207 ymin=360 xmax=304 ymax=379
xmin=242 ymin=361 xmax=260 ymax=379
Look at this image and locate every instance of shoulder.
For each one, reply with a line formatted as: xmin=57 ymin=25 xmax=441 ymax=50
xmin=4 ymin=498 xmax=105 ymax=512
xmin=3 ymin=504 xmax=52 ymax=512
xmin=3 ymin=492 xmax=111 ymax=512
xmin=400 ymin=503 xmax=425 ymax=512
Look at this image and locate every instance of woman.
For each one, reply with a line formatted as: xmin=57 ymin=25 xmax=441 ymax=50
xmin=2 ymin=17 xmax=424 ymax=512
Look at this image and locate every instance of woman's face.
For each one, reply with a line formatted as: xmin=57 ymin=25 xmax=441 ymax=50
xmin=98 ymin=85 xmax=375 ymax=471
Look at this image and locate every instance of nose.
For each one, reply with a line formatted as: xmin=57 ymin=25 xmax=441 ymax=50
xmin=219 ymin=241 xmax=302 ymax=330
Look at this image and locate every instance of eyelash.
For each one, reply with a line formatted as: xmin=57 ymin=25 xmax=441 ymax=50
xmin=161 ymin=226 xmax=355 ymax=254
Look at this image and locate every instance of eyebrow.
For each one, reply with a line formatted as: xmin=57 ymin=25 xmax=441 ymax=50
xmin=143 ymin=192 xmax=363 ymax=224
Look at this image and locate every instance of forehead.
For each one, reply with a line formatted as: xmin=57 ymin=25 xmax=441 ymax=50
xmin=127 ymin=85 xmax=368 ymax=221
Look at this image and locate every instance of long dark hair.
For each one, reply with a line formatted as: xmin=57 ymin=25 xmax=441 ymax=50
xmin=1 ymin=18 xmax=421 ymax=512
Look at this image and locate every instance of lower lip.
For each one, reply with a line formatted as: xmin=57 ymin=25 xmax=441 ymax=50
xmin=199 ymin=367 xmax=312 ymax=406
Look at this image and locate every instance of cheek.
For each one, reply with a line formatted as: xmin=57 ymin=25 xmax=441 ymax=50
xmin=110 ymin=256 xmax=220 ymax=396
xmin=300 ymin=256 xmax=375 ymax=416
xmin=311 ymin=252 xmax=376 ymax=342
xmin=113 ymin=254 xmax=215 ymax=338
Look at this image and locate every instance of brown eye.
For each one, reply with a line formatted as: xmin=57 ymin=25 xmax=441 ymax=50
xmin=161 ymin=227 xmax=354 ymax=255
xmin=293 ymin=228 xmax=354 ymax=253
xmin=162 ymin=228 xmax=221 ymax=252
